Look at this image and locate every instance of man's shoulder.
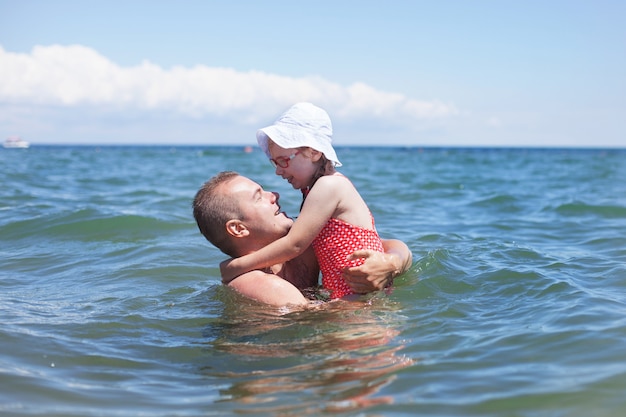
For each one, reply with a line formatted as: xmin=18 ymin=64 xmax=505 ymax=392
xmin=227 ymin=269 xmax=268 ymax=289
xmin=227 ymin=269 xmax=308 ymax=307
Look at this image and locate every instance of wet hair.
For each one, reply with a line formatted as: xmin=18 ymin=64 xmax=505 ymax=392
xmin=311 ymin=152 xmax=333 ymax=184
xmin=192 ymin=171 xmax=241 ymax=257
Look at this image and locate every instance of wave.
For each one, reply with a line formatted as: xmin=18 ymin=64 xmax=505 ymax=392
xmin=553 ymin=201 xmax=626 ymax=219
xmin=1 ymin=208 xmax=190 ymax=242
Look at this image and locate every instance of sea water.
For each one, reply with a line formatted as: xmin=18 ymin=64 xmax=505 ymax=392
xmin=1 ymin=145 xmax=625 ymax=416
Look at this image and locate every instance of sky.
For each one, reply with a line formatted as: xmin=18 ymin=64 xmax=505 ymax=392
xmin=0 ymin=0 xmax=624 ymax=148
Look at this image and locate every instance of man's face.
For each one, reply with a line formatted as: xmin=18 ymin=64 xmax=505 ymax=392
xmin=225 ymin=175 xmax=293 ymax=245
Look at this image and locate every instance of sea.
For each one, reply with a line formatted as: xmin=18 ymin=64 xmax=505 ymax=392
xmin=1 ymin=145 xmax=625 ymax=417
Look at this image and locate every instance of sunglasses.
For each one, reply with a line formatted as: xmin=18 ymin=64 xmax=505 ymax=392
xmin=269 ymin=150 xmax=301 ymax=168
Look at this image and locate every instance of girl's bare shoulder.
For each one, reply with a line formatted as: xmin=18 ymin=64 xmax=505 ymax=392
xmin=315 ymin=172 xmax=353 ymax=190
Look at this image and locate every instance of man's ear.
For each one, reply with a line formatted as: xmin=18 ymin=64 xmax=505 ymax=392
xmin=225 ymin=219 xmax=249 ymax=238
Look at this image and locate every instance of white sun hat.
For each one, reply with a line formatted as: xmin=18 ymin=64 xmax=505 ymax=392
xmin=256 ymin=102 xmax=342 ymax=167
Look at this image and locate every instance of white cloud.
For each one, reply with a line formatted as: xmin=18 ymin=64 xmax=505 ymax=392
xmin=0 ymin=44 xmax=457 ymax=127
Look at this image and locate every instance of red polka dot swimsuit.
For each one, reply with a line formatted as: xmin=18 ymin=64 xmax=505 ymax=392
xmin=312 ymin=216 xmax=384 ymax=299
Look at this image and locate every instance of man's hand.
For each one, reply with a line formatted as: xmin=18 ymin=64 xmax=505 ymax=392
xmin=343 ymin=250 xmax=399 ymax=294
xmin=342 ymin=240 xmax=412 ymax=294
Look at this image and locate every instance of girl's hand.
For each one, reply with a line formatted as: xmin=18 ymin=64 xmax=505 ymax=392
xmin=220 ymin=258 xmax=238 ymax=284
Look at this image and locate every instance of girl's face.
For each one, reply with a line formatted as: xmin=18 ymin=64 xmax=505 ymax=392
xmin=268 ymin=141 xmax=320 ymax=190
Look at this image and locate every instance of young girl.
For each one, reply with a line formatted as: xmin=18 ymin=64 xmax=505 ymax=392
xmin=220 ymin=102 xmax=386 ymax=299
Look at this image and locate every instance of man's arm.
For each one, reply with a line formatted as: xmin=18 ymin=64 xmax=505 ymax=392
xmin=228 ymin=270 xmax=310 ymax=307
xmin=342 ymin=239 xmax=412 ymax=293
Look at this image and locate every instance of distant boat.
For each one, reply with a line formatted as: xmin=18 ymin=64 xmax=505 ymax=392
xmin=3 ymin=136 xmax=30 ymax=149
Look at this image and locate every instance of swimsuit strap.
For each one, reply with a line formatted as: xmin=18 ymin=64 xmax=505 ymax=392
xmin=300 ymin=187 xmax=310 ymax=211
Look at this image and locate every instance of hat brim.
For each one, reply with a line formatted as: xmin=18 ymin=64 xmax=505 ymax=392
xmin=256 ymin=125 xmax=342 ymax=167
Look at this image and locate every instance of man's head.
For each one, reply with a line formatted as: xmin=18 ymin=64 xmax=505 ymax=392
xmin=192 ymin=171 xmax=293 ymax=257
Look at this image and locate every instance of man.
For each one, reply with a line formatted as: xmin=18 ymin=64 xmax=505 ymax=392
xmin=193 ymin=171 xmax=412 ymax=307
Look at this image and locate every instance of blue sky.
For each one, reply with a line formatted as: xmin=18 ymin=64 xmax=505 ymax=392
xmin=1 ymin=0 xmax=624 ymax=147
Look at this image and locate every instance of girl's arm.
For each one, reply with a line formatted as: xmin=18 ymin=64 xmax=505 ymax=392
xmin=220 ymin=177 xmax=341 ymax=281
